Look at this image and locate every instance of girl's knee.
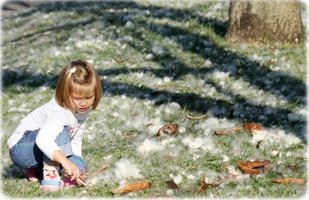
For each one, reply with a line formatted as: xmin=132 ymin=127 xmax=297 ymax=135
xmin=67 ymin=155 xmax=88 ymax=174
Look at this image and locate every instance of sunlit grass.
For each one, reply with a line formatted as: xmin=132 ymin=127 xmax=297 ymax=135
xmin=1 ymin=0 xmax=307 ymax=198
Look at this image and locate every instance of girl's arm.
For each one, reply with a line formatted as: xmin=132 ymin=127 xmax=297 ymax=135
xmin=36 ymin=111 xmax=80 ymax=180
xmin=70 ymin=129 xmax=82 ymax=157
xmin=71 ymin=118 xmax=88 ymax=157
xmin=53 ymin=150 xmax=80 ymax=181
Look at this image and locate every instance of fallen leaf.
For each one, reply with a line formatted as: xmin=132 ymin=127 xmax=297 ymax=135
xmin=224 ymin=166 xmax=246 ymax=180
xmin=247 ymin=160 xmax=271 ymax=168
xmin=157 ymin=124 xmax=178 ymax=136
xmin=125 ymin=134 xmax=137 ymax=140
xmin=215 ymin=127 xmax=243 ymax=135
xmin=215 ymin=123 xmax=263 ymax=136
xmin=111 ymin=182 xmax=152 ymax=194
xmin=165 ymin=155 xmax=175 ymax=160
xmin=243 ymin=123 xmax=263 ymax=131
xmin=237 ymin=160 xmax=271 ymax=174
xmin=243 ymin=123 xmax=263 ymax=136
xmin=146 ymin=123 xmax=154 ymax=127
xmin=194 ymin=176 xmax=223 ymax=196
xmin=272 ymin=178 xmax=306 ymax=185
xmin=288 ymin=165 xmax=298 ymax=169
xmin=166 ymin=180 xmax=179 ymax=190
xmin=237 ymin=163 xmax=261 ymax=174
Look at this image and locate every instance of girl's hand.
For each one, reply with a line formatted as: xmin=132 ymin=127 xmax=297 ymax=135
xmin=52 ymin=150 xmax=80 ymax=181
xmin=62 ymin=159 xmax=80 ymax=181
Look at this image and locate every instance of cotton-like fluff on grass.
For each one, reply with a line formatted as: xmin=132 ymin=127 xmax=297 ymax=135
xmin=201 ymin=137 xmax=219 ymax=153
xmin=163 ymin=76 xmax=172 ymax=83
xmin=137 ymin=139 xmax=164 ymax=154
xmin=86 ymin=134 xmax=96 ymax=140
xmin=279 ymin=132 xmax=301 ymax=147
xmin=163 ymin=102 xmax=181 ymax=115
xmin=161 ymin=137 xmax=178 ymax=146
xmin=203 ymin=59 xmax=212 ymax=68
xmin=147 ymin=117 xmax=164 ymax=135
xmin=189 ymin=138 xmax=203 ymax=149
xmin=222 ymin=154 xmax=230 ymax=162
xmin=203 ymin=117 xmax=219 ymax=130
xmin=172 ymin=174 xmax=183 ymax=184
xmin=182 ymin=136 xmax=217 ymax=153
xmin=152 ymin=41 xmax=165 ymax=55
xmin=181 ymin=136 xmax=194 ymax=146
xmin=251 ymin=132 xmax=275 ymax=147
xmin=178 ymin=127 xmax=186 ymax=133
xmin=166 ymin=189 xmax=174 ymax=195
xmin=200 ymin=118 xmax=235 ymax=135
xmin=114 ymin=159 xmax=144 ymax=180
xmin=187 ymin=174 xmax=195 ymax=181
xmin=147 ymin=124 xmax=163 ymax=135
xmin=126 ymin=114 xmax=150 ymax=130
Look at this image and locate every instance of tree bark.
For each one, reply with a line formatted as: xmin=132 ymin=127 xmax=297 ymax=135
xmin=226 ymin=0 xmax=305 ymax=43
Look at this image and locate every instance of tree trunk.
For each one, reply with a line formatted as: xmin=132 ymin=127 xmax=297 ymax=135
xmin=226 ymin=0 xmax=305 ymax=43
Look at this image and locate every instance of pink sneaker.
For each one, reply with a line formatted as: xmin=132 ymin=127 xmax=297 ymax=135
xmin=26 ymin=169 xmax=42 ymax=182
xmin=41 ymin=180 xmax=64 ymax=191
xmin=63 ymin=177 xmax=78 ymax=187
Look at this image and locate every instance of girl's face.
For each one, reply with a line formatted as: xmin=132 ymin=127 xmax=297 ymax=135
xmin=69 ymin=89 xmax=95 ymax=113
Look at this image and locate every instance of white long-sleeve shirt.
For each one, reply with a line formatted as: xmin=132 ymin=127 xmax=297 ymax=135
xmin=7 ymin=97 xmax=89 ymax=160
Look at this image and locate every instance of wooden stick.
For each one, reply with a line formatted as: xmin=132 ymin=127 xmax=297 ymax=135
xmin=64 ymin=169 xmax=87 ymax=186
xmin=272 ymin=178 xmax=306 ymax=185
xmin=85 ymin=164 xmax=109 ymax=178
xmin=185 ymin=114 xmax=207 ymax=119
xmin=194 ymin=183 xmax=207 ymax=196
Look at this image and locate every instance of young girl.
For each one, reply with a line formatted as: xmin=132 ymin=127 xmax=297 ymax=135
xmin=7 ymin=60 xmax=102 ymax=191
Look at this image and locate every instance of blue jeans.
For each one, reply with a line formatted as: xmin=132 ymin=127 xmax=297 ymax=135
xmin=9 ymin=127 xmax=88 ymax=174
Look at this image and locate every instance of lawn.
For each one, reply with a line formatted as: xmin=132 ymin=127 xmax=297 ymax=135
xmin=1 ymin=0 xmax=307 ymax=199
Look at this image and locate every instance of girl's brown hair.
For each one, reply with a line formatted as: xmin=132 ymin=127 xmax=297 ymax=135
xmin=56 ymin=60 xmax=102 ymax=110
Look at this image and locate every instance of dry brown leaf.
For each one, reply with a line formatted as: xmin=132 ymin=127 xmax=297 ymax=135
xmin=238 ymin=163 xmax=260 ymax=174
xmin=247 ymin=160 xmax=271 ymax=168
xmin=185 ymin=114 xmax=207 ymax=119
xmin=157 ymin=124 xmax=178 ymax=136
xmin=288 ymin=165 xmax=298 ymax=169
xmin=243 ymin=123 xmax=264 ymax=136
xmin=237 ymin=160 xmax=271 ymax=174
xmin=215 ymin=127 xmax=243 ymax=135
xmin=224 ymin=166 xmax=245 ymax=180
xmin=146 ymin=123 xmax=154 ymax=127
xmin=166 ymin=180 xmax=179 ymax=190
xmin=272 ymin=178 xmax=306 ymax=185
xmin=215 ymin=123 xmax=263 ymax=136
xmin=194 ymin=176 xmax=224 ymax=196
xmin=165 ymin=155 xmax=175 ymax=160
xmin=111 ymin=182 xmax=152 ymax=194
xmin=125 ymin=134 xmax=137 ymax=141
xmin=114 ymin=58 xmax=127 ymax=63
xmin=243 ymin=123 xmax=263 ymax=131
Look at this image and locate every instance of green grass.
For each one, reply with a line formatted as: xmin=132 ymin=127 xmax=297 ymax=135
xmin=1 ymin=0 xmax=307 ymax=199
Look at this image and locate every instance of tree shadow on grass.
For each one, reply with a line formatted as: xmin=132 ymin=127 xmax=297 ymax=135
xmin=1 ymin=1 xmax=306 ymax=143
